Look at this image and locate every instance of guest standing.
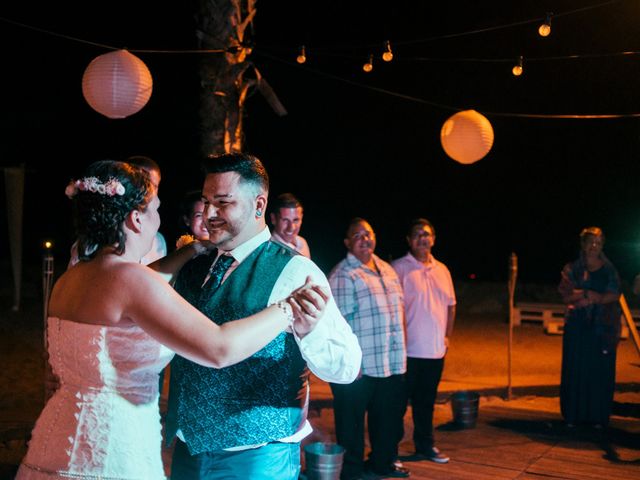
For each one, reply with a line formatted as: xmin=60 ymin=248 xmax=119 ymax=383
xmin=392 ymin=218 xmax=454 ymax=464
xmin=177 ymin=189 xmax=210 ymax=243
xmin=558 ymin=226 xmax=621 ymax=427
xmin=329 ymin=218 xmax=409 ymax=480
xmin=270 ymin=192 xmax=311 ymax=258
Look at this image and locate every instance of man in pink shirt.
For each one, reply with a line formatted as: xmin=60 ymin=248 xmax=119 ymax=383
xmin=392 ymin=218 xmax=456 ymax=464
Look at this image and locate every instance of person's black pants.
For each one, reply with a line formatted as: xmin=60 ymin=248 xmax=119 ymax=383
xmin=405 ymin=356 xmax=444 ymax=453
xmin=330 ymin=374 xmax=405 ymax=479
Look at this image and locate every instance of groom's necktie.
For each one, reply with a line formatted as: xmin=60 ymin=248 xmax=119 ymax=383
xmin=203 ymin=254 xmax=235 ymax=292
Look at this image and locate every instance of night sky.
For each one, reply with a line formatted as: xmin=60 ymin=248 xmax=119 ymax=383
xmin=2 ymin=0 xmax=640 ymax=286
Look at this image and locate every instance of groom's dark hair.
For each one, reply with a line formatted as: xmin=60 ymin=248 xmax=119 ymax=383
xmin=202 ymin=152 xmax=269 ymax=193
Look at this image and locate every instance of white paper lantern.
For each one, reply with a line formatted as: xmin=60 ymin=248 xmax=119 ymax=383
xmin=82 ymin=50 xmax=153 ymax=119
xmin=440 ymin=110 xmax=494 ymax=164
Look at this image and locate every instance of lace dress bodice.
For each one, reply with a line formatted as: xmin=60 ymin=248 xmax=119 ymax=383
xmin=17 ymin=317 xmax=174 ymax=479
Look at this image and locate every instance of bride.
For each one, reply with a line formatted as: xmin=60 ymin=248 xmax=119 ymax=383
xmin=16 ymin=160 xmax=328 ymax=479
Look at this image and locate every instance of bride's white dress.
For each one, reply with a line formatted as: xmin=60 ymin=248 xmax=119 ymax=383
xmin=17 ymin=317 xmax=174 ymax=479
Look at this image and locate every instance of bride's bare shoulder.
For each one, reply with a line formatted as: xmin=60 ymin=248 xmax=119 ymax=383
xmin=111 ymin=262 xmax=172 ymax=296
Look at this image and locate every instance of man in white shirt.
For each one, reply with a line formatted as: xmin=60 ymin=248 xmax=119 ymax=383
xmin=166 ymin=153 xmax=361 ymax=480
xmin=392 ymin=218 xmax=456 ymax=465
xmin=270 ymin=192 xmax=311 ymax=258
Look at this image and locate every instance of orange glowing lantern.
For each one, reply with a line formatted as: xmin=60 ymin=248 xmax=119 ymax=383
xmin=440 ymin=110 xmax=494 ymax=164
xmin=82 ymin=49 xmax=153 ymax=119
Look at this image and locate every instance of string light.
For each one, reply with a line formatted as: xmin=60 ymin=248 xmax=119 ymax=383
xmin=296 ymin=45 xmax=306 ymax=64
xmin=362 ymin=54 xmax=373 ymax=72
xmin=538 ymin=12 xmax=553 ymax=37
xmin=382 ymin=40 xmax=393 ymax=62
xmin=512 ymin=56 xmax=523 ymax=76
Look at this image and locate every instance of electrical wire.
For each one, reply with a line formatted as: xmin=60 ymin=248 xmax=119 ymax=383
xmin=257 ymin=51 xmax=640 ymax=119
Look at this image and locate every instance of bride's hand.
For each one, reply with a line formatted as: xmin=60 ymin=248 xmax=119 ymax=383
xmin=287 ymin=276 xmax=330 ymax=338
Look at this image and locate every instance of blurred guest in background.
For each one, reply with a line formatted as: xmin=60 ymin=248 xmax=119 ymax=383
xmin=125 ymin=156 xmax=167 ymax=263
xmin=177 ymin=189 xmax=210 ymax=245
xmin=270 ymin=192 xmax=311 ymax=258
xmin=558 ymin=226 xmax=621 ymax=428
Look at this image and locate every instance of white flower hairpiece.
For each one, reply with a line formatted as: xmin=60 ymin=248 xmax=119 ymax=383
xmin=65 ymin=177 xmax=126 ymax=199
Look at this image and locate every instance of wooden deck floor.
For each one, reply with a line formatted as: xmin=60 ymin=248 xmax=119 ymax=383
xmin=298 ymin=393 xmax=640 ymax=480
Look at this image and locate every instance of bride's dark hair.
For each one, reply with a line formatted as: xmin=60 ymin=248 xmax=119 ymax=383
xmin=72 ymin=160 xmax=154 ymax=260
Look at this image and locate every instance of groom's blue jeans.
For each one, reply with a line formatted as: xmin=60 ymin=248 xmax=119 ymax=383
xmin=170 ymin=439 xmax=301 ymax=480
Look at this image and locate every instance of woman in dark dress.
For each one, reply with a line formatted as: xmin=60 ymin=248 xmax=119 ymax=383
xmin=558 ymin=226 xmax=621 ymax=427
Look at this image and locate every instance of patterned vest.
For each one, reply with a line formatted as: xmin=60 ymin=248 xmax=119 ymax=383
xmin=165 ymin=241 xmax=308 ymax=454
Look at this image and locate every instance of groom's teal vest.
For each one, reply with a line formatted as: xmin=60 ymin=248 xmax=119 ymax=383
xmin=165 ymin=241 xmax=308 ymax=454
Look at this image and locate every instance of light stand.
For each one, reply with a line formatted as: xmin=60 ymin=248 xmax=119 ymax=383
xmin=42 ymin=241 xmax=54 ymax=402
xmin=507 ymin=252 xmax=518 ymax=400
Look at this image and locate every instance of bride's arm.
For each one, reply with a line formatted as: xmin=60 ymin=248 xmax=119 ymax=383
xmin=122 ymin=264 xmax=328 ymax=368
xmin=147 ymin=241 xmax=212 ymax=283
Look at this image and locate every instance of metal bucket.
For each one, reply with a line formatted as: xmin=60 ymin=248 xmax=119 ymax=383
xmin=304 ymin=442 xmax=345 ymax=480
xmin=451 ymin=390 xmax=480 ymax=428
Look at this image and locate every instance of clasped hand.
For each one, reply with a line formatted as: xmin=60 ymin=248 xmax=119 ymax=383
xmin=286 ymin=276 xmax=330 ymax=338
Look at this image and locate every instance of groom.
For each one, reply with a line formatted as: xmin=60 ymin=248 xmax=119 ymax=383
xmin=166 ymin=153 xmax=362 ymax=480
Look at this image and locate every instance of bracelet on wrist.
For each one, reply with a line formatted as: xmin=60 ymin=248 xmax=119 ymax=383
xmin=275 ymin=300 xmax=295 ymax=327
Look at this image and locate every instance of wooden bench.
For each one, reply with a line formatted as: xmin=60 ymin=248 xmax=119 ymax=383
xmin=513 ymin=301 xmax=634 ymax=337
xmin=513 ymin=302 xmax=565 ymax=328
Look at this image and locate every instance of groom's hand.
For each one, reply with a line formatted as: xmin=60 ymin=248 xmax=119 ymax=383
xmin=288 ymin=277 xmax=330 ymax=339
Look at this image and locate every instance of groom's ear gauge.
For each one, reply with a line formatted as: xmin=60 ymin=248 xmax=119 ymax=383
xmin=255 ymin=194 xmax=267 ymax=217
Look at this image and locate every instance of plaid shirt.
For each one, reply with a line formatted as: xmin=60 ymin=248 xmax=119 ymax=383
xmin=329 ymin=253 xmax=406 ymax=377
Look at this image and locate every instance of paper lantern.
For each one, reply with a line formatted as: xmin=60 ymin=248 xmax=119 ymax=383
xmin=440 ymin=110 xmax=494 ymax=164
xmin=82 ymin=49 xmax=153 ymax=119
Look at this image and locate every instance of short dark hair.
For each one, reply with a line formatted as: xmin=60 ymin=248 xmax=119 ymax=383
xmin=201 ymin=153 xmax=269 ymax=193
xmin=72 ymin=160 xmax=154 ymax=260
xmin=345 ymin=217 xmax=370 ymax=238
xmin=580 ymin=226 xmax=605 ymax=246
xmin=407 ymin=218 xmax=436 ymax=237
xmin=127 ymin=155 xmax=161 ymax=177
xmin=179 ymin=189 xmax=204 ymax=226
xmin=272 ymin=193 xmax=303 ymax=212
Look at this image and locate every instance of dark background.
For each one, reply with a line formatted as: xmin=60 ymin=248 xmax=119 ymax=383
xmin=2 ymin=0 xmax=640 ymax=286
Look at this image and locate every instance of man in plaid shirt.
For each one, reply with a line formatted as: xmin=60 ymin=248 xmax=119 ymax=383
xmin=329 ymin=218 xmax=409 ymax=480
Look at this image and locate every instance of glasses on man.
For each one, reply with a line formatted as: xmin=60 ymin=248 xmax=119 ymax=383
xmin=410 ymin=231 xmax=433 ymax=239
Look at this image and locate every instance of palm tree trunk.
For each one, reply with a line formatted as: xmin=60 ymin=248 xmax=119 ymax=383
xmin=196 ymin=0 xmax=256 ymax=156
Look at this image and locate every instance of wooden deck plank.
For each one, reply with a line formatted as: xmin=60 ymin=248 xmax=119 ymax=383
xmin=446 ymin=442 xmax=553 ymax=471
xmin=401 ymin=460 xmax=520 ymax=480
xmin=514 ymin=473 xmax=573 ymax=479
xmin=526 ymin=456 xmax=637 ymax=480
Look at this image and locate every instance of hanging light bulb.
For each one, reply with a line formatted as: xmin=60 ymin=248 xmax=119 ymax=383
xmin=512 ymin=56 xmax=523 ymax=76
xmin=362 ymin=54 xmax=373 ymax=73
xmin=382 ymin=40 xmax=393 ymax=62
xmin=296 ymin=45 xmax=307 ymax=64
xmin=538 ymin=12 xmax=552 ymax=37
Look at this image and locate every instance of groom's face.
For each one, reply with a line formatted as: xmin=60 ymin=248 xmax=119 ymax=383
xmin=202 ymin=171 xmax=265 ymax=251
